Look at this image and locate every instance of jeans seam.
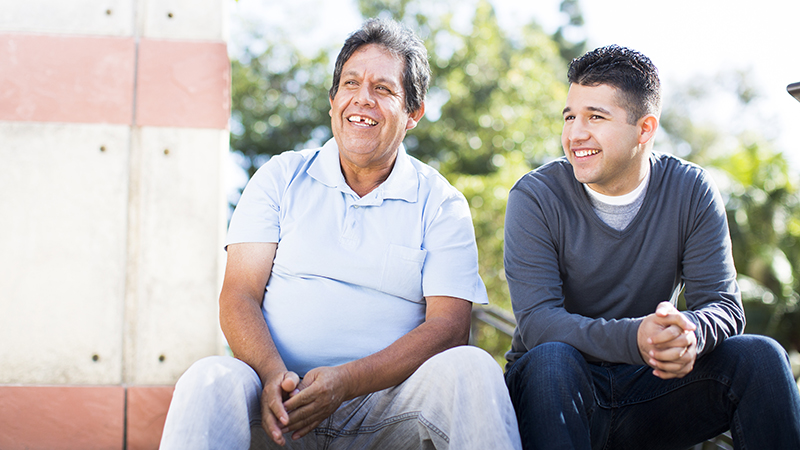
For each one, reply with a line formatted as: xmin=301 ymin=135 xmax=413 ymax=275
xmin=314 ymin=411 xmax=423 ymax=438
xmin=600 ymin=365 xmax=615 ymax=450
xmin=731 ymin=410 xmax=746 ymax=450
xmin=418 ymin=412 xmax=450 ymax=443
xmin=611 ymin=372 xmax=732 ymax=407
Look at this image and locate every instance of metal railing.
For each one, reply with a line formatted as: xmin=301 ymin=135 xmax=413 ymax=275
xmin=470 ymin=304 xmax=516 ymax=345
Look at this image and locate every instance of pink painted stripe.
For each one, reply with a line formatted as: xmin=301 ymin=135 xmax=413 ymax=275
xmin=135 ymin=39 xmax=230 ymax=129
xmin=0 ymin=33 xmax=135 ymax=124
xmin=0 ymin=385 xmax=125 ymax=450
xmin=126 ymin=386 xmax=174 ymax=450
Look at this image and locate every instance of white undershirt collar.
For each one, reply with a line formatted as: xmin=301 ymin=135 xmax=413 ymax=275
xmin=584 ymin=164 xmax=650 ymax=206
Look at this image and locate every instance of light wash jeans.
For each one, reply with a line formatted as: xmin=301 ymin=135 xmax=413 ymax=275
xmin=160 ymin=345 xmax=521 ymax=450
xmin=505 ymin=335 xmax=800 ymax=450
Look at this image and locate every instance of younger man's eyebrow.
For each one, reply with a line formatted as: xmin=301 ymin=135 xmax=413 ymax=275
xmin=587 ymin=106 xmax=612 ymax=115
xmin=561 ymin=106 xmax=613 ymax=115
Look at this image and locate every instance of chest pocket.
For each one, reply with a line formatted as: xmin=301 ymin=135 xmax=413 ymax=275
xmin=380 ymin=244 xmax=427 ymax=303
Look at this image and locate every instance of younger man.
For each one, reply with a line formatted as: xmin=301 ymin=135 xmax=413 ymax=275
xmin=504 ymin=45 xmax=800 ymax=449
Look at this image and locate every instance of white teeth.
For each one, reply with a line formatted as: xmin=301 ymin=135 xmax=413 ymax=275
xmin=348 ymin=115 xmax=377 ymax=126
xmin=574 ymin=149 xmax=599 ymax=157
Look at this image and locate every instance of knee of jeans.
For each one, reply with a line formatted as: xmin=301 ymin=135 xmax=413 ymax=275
xmin=506 ymin=342 xmax=586 ymax=386
xmin=175 ymin=355 xmax=261 ymax=394
xmin=420 ymin=345 xmax=500 ymax=375
xmin=724 ymin=334 xmax=792 ymax=373
xmin=417 ymin=345 xmax=502 ymax=383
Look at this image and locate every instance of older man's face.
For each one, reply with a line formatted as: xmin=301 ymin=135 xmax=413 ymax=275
xmin=329 ymin=44 xmax=423 ymax=173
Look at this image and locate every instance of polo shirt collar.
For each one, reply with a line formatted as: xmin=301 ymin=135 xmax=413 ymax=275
xmin=308 ymin=138 xmax=419 ymax=203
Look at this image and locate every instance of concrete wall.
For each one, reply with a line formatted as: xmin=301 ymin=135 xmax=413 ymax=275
xmin=0 ymin=1 xmax=230 ymax=447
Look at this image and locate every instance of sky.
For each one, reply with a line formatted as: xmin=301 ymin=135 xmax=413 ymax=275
xmin=228 ymin=0 xmax=800 ymax=173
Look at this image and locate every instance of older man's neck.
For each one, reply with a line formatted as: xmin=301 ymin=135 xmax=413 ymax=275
xmin=341 ymin=160 xmax=395 ymax=197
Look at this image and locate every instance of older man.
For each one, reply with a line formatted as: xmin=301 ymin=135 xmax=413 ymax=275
xmin=160 ymin=18 xmax=520 ymax=450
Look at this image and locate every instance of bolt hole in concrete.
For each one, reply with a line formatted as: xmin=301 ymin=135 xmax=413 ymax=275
xmin=92 ymin=354 xmax=100 ymax=362
xmin=159 ymin=354 xmax=166 ymax=363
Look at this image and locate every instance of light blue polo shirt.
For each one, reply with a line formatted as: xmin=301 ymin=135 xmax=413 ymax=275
xmin=227 ymin=139 xmax=488 ymax=376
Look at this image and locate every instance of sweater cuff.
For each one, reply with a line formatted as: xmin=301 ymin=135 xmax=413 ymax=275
xmin=627 ymin=317 xmax=647 ymax=365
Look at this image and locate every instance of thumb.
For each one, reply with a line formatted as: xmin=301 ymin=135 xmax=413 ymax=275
xmin=655 ymin=301 xmax=677 ymax=317
xmin=281 ymin=371 xmax=300 ymax=394
xmin=655 ymin=302 xmax=696 ymax=332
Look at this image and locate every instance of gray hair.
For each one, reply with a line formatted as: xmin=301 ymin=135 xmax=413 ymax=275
xmin=329 ymin=18 xmax=430 ymax=113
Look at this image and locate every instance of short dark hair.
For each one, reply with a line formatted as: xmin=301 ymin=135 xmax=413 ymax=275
xmin=567 ymin=45 xmax=661 ymax=124
xmin=329 ymin=18 xmax=430 ymax=114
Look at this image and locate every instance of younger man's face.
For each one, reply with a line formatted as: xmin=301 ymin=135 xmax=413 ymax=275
xmin=561 ymin=83 xmax=649 ymax=196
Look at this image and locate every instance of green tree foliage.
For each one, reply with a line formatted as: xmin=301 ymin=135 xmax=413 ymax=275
xmin=716 ymin=142 xmax=800 ymax=351
xmin=551 ymin=0 xmax=587 ymax=63
xmin=230 ymin=45 xmax=333 ymax=176
xmin=417 ymin=2 xmax=567 ymax=302
xmin=411 ymin=1 xmax=566 ymax=176
xmin=660 ymin=72 xmax=800 ymax=352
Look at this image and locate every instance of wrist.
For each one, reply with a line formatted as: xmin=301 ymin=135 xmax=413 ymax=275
xmin=258 ymin=365 xmax=289 ymax=389
xmin=635 ymin=317 xmax=652 ymax=364
xmin=337 ymin=362 xmax=362 ymax=401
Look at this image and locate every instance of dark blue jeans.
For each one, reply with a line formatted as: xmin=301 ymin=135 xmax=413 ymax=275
xmin=505 ymin=335 xmax=800 ymax=450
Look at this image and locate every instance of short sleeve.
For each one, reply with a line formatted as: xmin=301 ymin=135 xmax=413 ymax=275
xmin=225 ymin=157 xmax=286 ymax=248
xmin=420 ymin=191 xmax=489 ymax=305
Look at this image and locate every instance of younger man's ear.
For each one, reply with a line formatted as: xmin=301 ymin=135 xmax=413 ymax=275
xmin=638 ymin=114 xmax=659 ymax=144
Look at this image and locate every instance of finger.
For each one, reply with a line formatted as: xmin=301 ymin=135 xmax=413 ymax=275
xmin=261 ymin=380 xmax=289 ymax=428
xmin=651 ymin=327 xmax=697 ymax=349
xmin=286 ymin=404 xmax=326 ymax=433
xmin=648 ymin=348 xmax=696 ymax=378
xmin=261 ymin=393 xmax=288 ymax=445
xmin=655 ymin=301 xmax=678 ymax=317
xmin=652 ymin=368 xmax=682 ymax=379
xmin=281 ymin=372 xmax=301 ymax=395
xmin=654 ymin=303 xmax=696 ymax=332
xmin=675 ymin=313 xmax=696 ymax=332
xmin=295 ymin=370 xmax=318 ymax=392
xmin=649 ymin=346 xmax=681 ymax=362
xmin=649 ymin=344 xmax=693 ymax=363
xmin=262 ymin=411 xmax=287 ymax=446
xmin=648 ymin=346 xmax=695 ymax=369
xmin=653 ymin=360 xmax=694 ymax=379
xmin=664 ymin=312 xmax=695 ymax=331
xmin=650 ymin=363 xmax=690 ymax=379
xmin=648 ymin=324 xmax=684 ymax=346
xmin=269 ymin=400 xmax=290 ymax=426
xmin=283 ymin=382 xmax=322 ymax=411
xmin=285 ymin=399 xmax=323 ymax=431
xmin=653 ymin=337 xmax=698 ymax=360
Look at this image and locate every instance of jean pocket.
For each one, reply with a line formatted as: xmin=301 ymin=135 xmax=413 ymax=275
xmin=380 ymin=244 xmax=427 ymax=302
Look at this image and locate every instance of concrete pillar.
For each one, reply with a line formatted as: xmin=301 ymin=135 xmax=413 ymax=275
xmin=0 ymin=1 xmax=230 ymax=448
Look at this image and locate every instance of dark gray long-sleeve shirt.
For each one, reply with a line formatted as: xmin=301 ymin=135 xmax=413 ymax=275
xmin=504 ymin=152 xmax=745 ymax=366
